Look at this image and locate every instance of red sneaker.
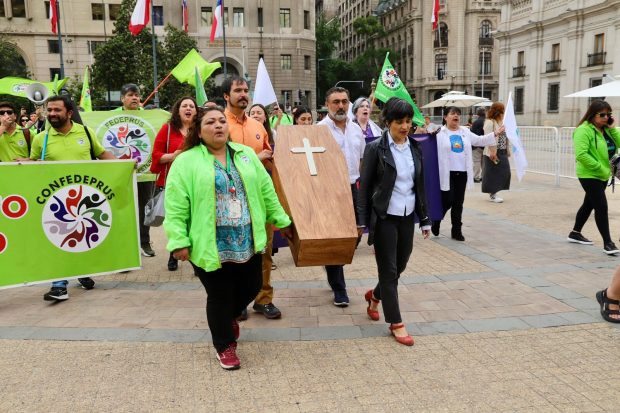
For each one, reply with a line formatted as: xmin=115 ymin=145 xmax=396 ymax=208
xmin=216 ymin=343 xmax=240 ymax=370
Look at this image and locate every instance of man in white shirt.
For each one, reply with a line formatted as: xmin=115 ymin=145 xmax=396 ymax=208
xmin=317 ymin=86 xmax=365 ymax=306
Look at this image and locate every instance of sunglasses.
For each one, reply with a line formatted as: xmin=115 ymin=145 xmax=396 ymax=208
xmin=597 ymin=112 xmax=612 ymax=118
xmin=0 ymin=110 xmax=14 ymax=115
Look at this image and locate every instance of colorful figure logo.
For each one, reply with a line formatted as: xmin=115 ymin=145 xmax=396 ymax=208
xmin=42 ymin=185 xmax=112 ymax=252
xmin=381 ymin=67 xmax=401 ymax=91
xmin=99 ymin=116 xmax=155 ymax=174
xmin=450 ymin=135 xmax=464 ymax=153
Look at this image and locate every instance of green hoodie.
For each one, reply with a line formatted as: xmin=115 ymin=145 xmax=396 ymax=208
xmin=573 ymin=121 xmax=620 ymax=180
xmin=164 ymin=141 xmax=291 ymax=272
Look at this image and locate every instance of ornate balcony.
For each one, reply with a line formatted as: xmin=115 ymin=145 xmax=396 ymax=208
xmin=587 ymin=52 xmax=606 ymax=67
xmin=545 ymin=60 xmax=561 ymax=73
xmin=512 ymin=65 xmax=526 ymax=77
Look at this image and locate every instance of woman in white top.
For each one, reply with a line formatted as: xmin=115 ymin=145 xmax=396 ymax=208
xmin=431 ymin=106 xmax=504 ymax=241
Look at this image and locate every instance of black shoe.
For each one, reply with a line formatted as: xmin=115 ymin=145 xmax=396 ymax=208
xmin=431 ymin=221 xmax=440 ymax=236
xmin=451 ymin=230 xmax=465 ymax=242
xmin=253 ymin=303 xmax=282 ymax=319
xmin=168 ymin=256 xmax=178 ymax=271
xmin=604 ymin=242 xmax=619 ymax=255
xmin=237 ymin=308 xmax=248 ymax=321
xmin=567 ymin=231 xmax=593 ymax=245
xmin=78 ymin=277 xmax=95 ymax=290
xmin=140 ymin=242 xmax=156 ymax=257
xmin=333 ymin=290 xmax=349 ymax=307
xmin=44 ymin=287 xmax=68 ymax=301
xmin=473 ymin=178 xmax=482 ymax=183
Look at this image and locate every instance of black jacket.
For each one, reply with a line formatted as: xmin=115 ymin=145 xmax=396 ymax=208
xmin=356 ymin=130 xmax=431 ymax=245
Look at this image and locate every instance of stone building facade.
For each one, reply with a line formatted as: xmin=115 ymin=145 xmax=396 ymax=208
xmin=497 ymin=0 xmax=620 ymax=126
xmin=0 ymin=0 xmax=316 ymax=109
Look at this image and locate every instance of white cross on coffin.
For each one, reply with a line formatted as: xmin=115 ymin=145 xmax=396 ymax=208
xmin=290 ymin=138 xmax=326 ymax=176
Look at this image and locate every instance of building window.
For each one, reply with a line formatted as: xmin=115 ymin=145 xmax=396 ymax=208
xmin=514 ymin=87 xmax=524 ymax=114
xmin=233 ymin=7 xmax=244 ymax=27
xmin=43 ymin=1 xmax=49 ymax=18
xmin=479 ymin=51 xmax=491 ymax=75
xmin=588 ymin=33 xmax=606 ymax=66
xmin=594 ymin=33 xmax=605 ymax=53
xmin=280 ymin=8 xmax=291 ymax=28
xmin=88 ymin=40 xmax=104 ymax=55
xmin=153 ymin=5 xmax=163 ymax=26
xmin=434 ymin=22 xmax=448 ymax=47
xmin=201 ymin=7 xmax=212 ymax=26
xmin=480 ymin=20 xmax=492 ymax=38
xmin=280 ymin=54 xmax=292 ymax=70
xmin=0 ymin=1 xmax=5 ymax=17
xmin=109 ymin=4 xmax=121 ymax=21
xmin=91 ymin=3 xmax=104 ymax=20
xmin=546 ymin=43 xmax=561 ymax=72
xmin=588 ymin=78 xmax=603 ymax=105
xmin=435 ymin=54 xmax=447 ymax=80
xmin=257 ymin=7 xmax=263 ymax=27
xmin=11 ymin=0 xmax=26 ymax=18
xmin=304 ymin=55 xmax=311 ymax=70
xmin=47 ymin=40 xmax=59 ymax=54
xmin=547 ymin=83 xmax=559 ymax=113
xmin=49 ymin=68 xmax=61 ymax=81
xmin=304 ymin=10 xmax=310 ymax=30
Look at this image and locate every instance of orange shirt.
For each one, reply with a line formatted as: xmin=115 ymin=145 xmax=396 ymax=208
xmin=225 ymin=109 xmax=271 ymax=154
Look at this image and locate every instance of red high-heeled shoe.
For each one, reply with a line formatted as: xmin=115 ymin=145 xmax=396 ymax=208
xmin=389 ymin=323 xmax=414 ymax=346
xmin=364 ymin=290 xmax=380 ymax=321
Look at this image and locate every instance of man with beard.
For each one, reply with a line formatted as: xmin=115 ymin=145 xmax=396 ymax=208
xmin=222 ymin=75 xmax=282 ymax=320
xmin=0 ymin=101 xmax=31 ymax=162
xmin=29 ymin=95 xmax=115 ymax=301
xmin=317 ymin=86 xmax=366 ymax=307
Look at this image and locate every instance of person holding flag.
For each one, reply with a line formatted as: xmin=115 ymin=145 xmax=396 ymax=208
xmin=482 ymin=102 xmax=511 ymax=203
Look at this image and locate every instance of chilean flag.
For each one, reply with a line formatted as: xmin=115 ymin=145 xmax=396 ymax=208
xmin=182 ymin=0 xmax=189 ymax=33
xmin=50 ymin=0 xmax=58 ymax=34
xmin=209 ymin=0 xmax=223 ymax=42
xmin=129 ymin=0 xmax=151 ymax=36
xmin=431 ymin=0 xmax=440 ymax=30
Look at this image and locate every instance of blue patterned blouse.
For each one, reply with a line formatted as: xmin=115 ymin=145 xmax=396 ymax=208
xmin=214 ymin=158 xmax=254 ymax=263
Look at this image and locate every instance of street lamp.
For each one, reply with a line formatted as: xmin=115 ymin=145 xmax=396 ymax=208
xmin=480 ymin=47 xmax=489 ymax=99
xmin=335 ymin=80 xmax=364 ymax=88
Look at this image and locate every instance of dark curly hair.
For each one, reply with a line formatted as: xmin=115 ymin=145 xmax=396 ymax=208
xmin=169 ymin=96 xmax=197 ymax=132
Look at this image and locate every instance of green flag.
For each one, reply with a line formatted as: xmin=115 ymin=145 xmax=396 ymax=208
xmin=79 ymin=67 xmax=93 ymax=112
xmin=80 ymin=109 xmax=170 ymax=182
xmin=194 ymin=66 xmax=208 ymax=106
xmin=0 ymin=161 xmax=140 ymax=287
xmin=0 ymin=76 xmax=68 ymax=99
xmin=171 ymin=49 xmax=221 ymax=87
xmin=374 ymin=53 xmax=424 ymax=126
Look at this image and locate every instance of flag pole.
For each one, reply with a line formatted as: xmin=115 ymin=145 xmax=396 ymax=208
xmin=142 ymin=71 xmax=174 ymax=106
xmin=150 ymin=4 xmax=159 ymax=108
xmin=56 ymin=0 xmax=65 ymax=79
xmin=222 ymin=0 xmax=227 ymax=77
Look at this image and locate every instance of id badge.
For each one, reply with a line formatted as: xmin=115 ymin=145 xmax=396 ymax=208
xmin=228 ymin=198 xmax=242 ymax=220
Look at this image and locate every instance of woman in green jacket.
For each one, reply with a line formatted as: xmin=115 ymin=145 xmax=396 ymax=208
xmin=164 ymin=106 xmax=292 ymax=370
xmin=569 ymin=100 xmax=620 ymax=255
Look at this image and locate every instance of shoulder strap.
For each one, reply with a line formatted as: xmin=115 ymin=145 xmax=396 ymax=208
xmin=21 ymin=128 xmax=31 ymax=150
xmin=163 ymin=123 xmax=171 ymax=185
xmin=82 ymin=124 xmax=97 ymax=160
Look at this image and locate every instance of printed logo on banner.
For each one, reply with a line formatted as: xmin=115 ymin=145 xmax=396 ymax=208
xmin=42 ymin=185 xmax=112 ymax=252
xmin=98 ymin=115 xmax=156 ymax=174
xmin=381 ymin=67 xmax=402 ymax=91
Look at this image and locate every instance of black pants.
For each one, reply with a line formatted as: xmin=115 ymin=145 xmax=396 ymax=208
xmin=192 ymin=254 xmax=263 ymax=352
xmin=138 ymin=181 xmax=154 ymax=244
xmin=440 ymin=171 xmax=468 ymax=232
xmin=573 ymin=178 xmax=611 ymax=243
xmin=372 ymin=213 xmax=415 ymax=324
xmin=324 ymin=183 xmax=360 ymax=293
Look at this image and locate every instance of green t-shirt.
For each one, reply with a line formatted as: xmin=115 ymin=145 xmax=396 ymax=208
xmin=0 ymin=128 xmax=30 ymax=162
xmin=113 ymin=106 xmax=144 ymax=111
xmin=30 ymin=122 xmax=105 ymax=161
xmin=269 ymin=113 xmax=293 ymax=128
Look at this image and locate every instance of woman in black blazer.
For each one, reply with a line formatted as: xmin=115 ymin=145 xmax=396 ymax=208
xmin=357 ymin=97 xmax=431 ymax=346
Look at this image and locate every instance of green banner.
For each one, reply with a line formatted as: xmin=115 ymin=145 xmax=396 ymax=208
xmin=0 ymin=161 xmax=140 ymax=288
xmin=0 ymin=76 xmax=69 ymax=98
xmin=81 ymin=110 xmax=170 ymax=182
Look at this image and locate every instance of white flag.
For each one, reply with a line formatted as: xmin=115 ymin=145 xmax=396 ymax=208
xmin=504 ymin=92 xmax=527 ymax=181
xmin=252 ymin=58 xmax=278 ymax=107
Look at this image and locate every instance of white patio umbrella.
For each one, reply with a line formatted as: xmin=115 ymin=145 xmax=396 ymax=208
xmin=422 ymin=91 xmax=488 ymax=108
xmin=564 ymin=76 xmax=620 ymax=98
xmin=473 ymin=100 xmax=493 ymax=107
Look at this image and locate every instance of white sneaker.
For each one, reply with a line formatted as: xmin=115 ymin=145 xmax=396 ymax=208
xmin=490 ymin=194 xmax=504 ymax=203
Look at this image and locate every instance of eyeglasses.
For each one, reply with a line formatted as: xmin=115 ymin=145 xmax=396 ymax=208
xmin=0 ymin=110 xmax=14 ymax=115
xmin=597 ymin=112 xmax=612 ymax=118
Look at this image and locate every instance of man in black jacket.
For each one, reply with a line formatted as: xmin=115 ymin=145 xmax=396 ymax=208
xmin=470 ymin=107 xmax=486 ymax=183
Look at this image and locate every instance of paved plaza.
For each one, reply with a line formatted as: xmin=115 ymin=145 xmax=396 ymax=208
xmin=2 ymin=173 xmax=620 ymax=412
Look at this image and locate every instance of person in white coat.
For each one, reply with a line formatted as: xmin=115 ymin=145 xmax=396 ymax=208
xmin=431 ymin=106 xmax=504 ymax=241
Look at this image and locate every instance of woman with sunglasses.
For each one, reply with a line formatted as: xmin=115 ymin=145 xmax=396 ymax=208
xmin=568 ymin=100 xmax=620 ymax=255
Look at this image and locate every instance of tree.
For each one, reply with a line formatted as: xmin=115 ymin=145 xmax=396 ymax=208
xmin=351 ymin=48 xmax=400 ymax=98
xmin=352 ymin=16 xmax=385 ymax=38
xmin=0 ymin=35 xmax=29 ymax=78
xmin=315 ymin=12 xmax=349 ymax=105
xmin=91 ymin=0 xmax=162 ymax=109
xmin=316 ymin=12 xmax=341 ymax=60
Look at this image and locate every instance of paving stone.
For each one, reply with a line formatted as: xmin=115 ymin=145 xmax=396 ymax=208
xmin=300 ymin=326 xmax=362 ymax=340
xmin=536 ymin=285 xmax=584 ymax=299
xmin=520 ymin=314 xmax=570 ymax=328
xmin=458 ymin=317 xmax=530 ymax=332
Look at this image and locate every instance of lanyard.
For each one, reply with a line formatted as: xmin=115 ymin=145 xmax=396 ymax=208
xmin=214 ymin=148 xmax=236 ymax=194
